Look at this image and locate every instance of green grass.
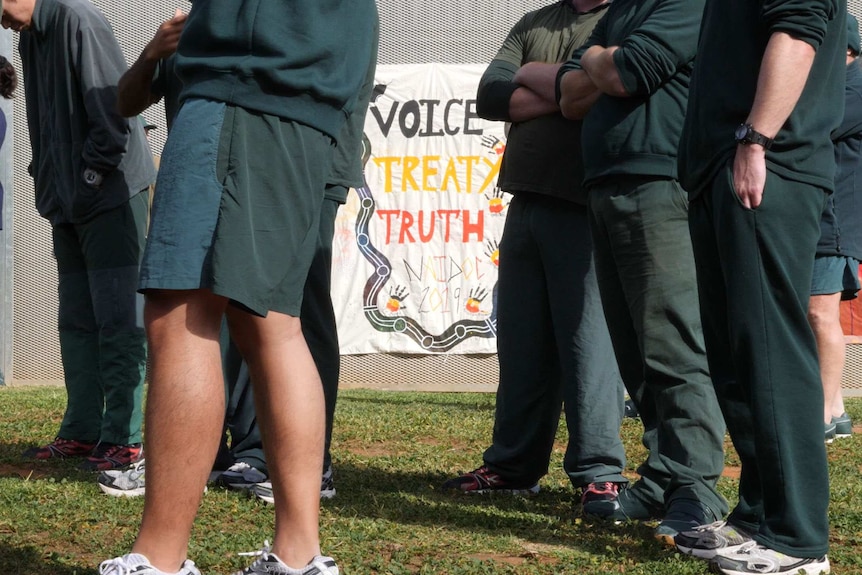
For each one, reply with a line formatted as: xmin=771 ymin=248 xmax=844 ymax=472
xmin=0 ymin=387 xmax=860 ymax=575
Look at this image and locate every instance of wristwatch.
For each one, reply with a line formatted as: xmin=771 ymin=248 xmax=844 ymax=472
xmin=734 ymin=123 xmax=774 ymax=150
xmin=82 ymin=167 xmax=105 ymax=188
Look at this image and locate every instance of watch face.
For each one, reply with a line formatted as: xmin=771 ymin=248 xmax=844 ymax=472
xmin=735 ymin=124 xmax=749 ymax=140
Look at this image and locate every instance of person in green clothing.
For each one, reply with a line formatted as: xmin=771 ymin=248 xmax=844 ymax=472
xmin=5 ymin=0 xmax=156 ymax=472
xmin=809 ymin=14 xmax=861 ymax=444
xmin=440 ymin=0 xmax=629 ymax=507
xmin=556 ymin=0 xmax=729 ymax=546
xmin=673 ymin=0 xmax=846 ymax=573
xmin=99 ymin=5 xmax=377 ymax=503
xmin=98 ymin=2 xmax=378 ymax=575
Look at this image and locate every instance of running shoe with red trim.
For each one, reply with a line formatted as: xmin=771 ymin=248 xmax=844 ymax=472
xmin=580 ymin=481 xmax=624 ymax=506
xmin=441 ymin=465 xmax=539 ymax=495
xmin=81 ymin=443 xmax=143 ymax=471
xmin=23 ymin=437 xmax=97 ymax=460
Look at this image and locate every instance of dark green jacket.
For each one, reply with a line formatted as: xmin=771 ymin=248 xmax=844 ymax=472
xmin=176 ymin=0 xmax=377 ymax=143
xmin=19 ymin=0 xmax=156 ymax=225
xmin=559 ymin=0 xmax=703 ymax=185
xmin=819 ymin=59 xmax=862 ymax=259
xmin=477 ymin=1 xmax=611 ymax=205
xmin=326 ymin=18 xmax=379 ymax=203
xmin=680 ymin=0 xmax=846 ymax=197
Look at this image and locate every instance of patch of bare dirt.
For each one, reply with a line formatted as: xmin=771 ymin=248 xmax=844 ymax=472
xmin=722 ymin=466 xmax=741 ymax=479
xmin=0 ymin=463 xmax=53 ymax=480
xmin=340 ymin=439 xmax=405 ymax=457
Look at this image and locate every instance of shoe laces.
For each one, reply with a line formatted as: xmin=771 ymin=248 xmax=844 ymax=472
xmin=692 ymin=520 xmax=726 ymax=533
xmin=236 ymin=539 xmax=274 ymax=570
xmin=471 ymin=465 xmax=499 ymax=481
xmin=586 ymin=482 xmax=620 ymax=496
xmin=100 ymin=444 xmax=132 ymax=458
xmin=98 ymin=557 xmax=136 ymax=575
xmin=733 ymin=541 xmax=761 ymax=555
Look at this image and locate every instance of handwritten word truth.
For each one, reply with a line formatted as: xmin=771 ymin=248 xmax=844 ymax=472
xmin=376 ymin=209 xmax=484 ymax=244
xmin=372 ymin=155 xmax=501 ymax=194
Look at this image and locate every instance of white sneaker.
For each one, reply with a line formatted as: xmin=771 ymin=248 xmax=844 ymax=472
xmin=99 ymin=553 xmax=201 ymax=575
xmin=97 ymin=459 xmax=146 ymax=497
xmin=675 ymin=520 xmax=755 ymax=559
xmin=710 ymin=541 xmax=830 ymax=575
xmin=233 ymin=541 xmax=338 ymax=575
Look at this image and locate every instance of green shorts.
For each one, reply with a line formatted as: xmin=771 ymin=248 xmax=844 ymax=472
xmin=140 ymin=98 xmax=334 ymax=316
xmin=811 ymin=254 xmax=861 ymax=300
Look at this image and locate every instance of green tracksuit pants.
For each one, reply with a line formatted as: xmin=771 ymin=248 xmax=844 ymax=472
xmin=587 ymin=176 xmax=728 ymax=516
xmin=53 ymin=191 xmax=148 ymax=445
xmin=688 ymin=164 xmax=830 ymax=557
xmin=483 ymin=192 xmax=627 ymax=488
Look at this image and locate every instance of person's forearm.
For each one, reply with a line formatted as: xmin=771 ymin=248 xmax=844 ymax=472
xmin=745 ymin=31 xmax=816 ymax=137
xmin=732 ymin=32 xmax=817 ymax=209
xmin=116 ymin=54 xmax=158 ymax=118
xmin=559 ymin=69 xmax=600 ymax=119
xmin=513 ymin=61 xmax=563 ymax=105
xmin=509 ymin=86 xmax=560 ymax=121
xmin=581 ymin=45 xmax=628 ymax=97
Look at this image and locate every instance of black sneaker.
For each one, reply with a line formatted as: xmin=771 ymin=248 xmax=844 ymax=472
xmin=833 ymin=412 xmax=852 ymax=439
xmin=582 ymin=482 xmax=662 ymax=521
xmin=580 ymin=481 xmax=625 ymax=506
xmin=441 ymin=465 xmax=539 ymax=495
xmin=624 ymin=399 xmax=640 ymax=419
xmin=825 ymin=421 xmax=837 ymax=444
xmin=654 ymin=498 xmax=719 ymax=546
xmin=215 ymin=462 xmax=268 ymax=491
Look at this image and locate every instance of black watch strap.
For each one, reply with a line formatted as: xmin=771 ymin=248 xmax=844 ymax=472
xmin=735 ymin=123 xmax=774 ymax=150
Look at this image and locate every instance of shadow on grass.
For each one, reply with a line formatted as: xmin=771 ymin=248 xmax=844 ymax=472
xmin=0 ymin=543 xmax=89 ymax=575
xmin=0 ymin=442 xmax=97 ymax=485
xmin=326 ymin=462 xmax=672 ymax=561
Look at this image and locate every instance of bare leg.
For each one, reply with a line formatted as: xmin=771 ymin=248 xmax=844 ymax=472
xmin=227 ymin=307 xmax=324 ymax=568
xmin=808 ymin=292 xmax=847 ymax=423
xmin=132 ymin=289 xmax=227 ymax=572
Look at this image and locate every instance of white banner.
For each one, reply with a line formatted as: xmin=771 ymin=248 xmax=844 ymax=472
xmin=333 ymin=64 xmax=510 ymax=354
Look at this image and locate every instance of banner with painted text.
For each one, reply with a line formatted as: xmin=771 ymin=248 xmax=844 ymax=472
xmin=332 ymin=63 xmax=509 ymax=354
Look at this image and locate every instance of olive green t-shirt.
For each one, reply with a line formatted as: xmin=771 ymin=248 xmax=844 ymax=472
xmin=476 ymin=1 xmax=610 ymax=205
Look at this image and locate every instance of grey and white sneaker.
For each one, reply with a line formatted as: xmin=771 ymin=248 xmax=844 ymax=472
xmin=675 ymin=520 xmax=754 ymax=559
xmin=234 ymin=541 xmax=338 ymax=575
xmin=253 ymin=466 xmax=336 ymax=503
xmin=99 ymin=553 xmax=201 ymax=575
xmin=710 ymin=541 xmax=830 ymax=575
xmin=98 ymin=459 xmax=146 ymax=497
xmin=216 ymin=461 xmax=268 ymax=491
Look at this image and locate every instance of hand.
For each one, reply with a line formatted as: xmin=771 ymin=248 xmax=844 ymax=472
xmin=732 ymin=144 xmax=767 ymax=209
xmin=144 ymin=9 xmax=187 ymax=62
